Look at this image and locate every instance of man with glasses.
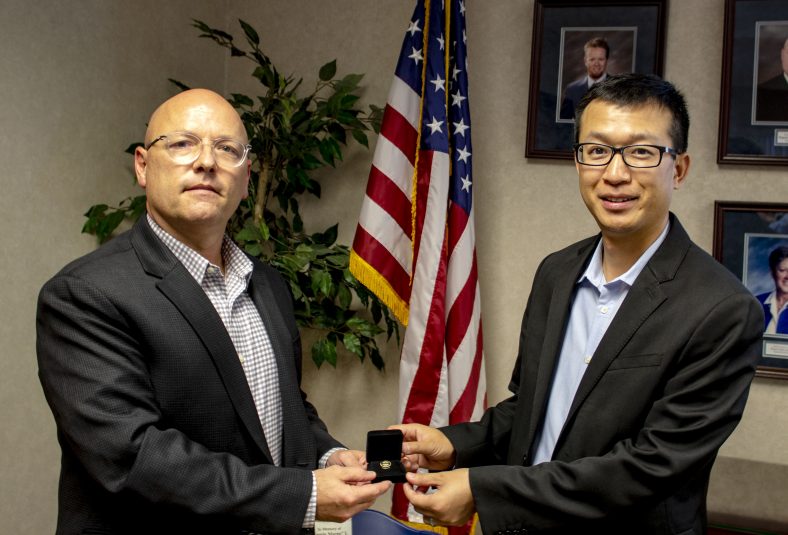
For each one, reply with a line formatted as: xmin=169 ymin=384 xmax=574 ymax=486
xmin=37 ymin=89 xmax=390 ymax=535
xmin=393 ymin=74 xmax=763 ymax=534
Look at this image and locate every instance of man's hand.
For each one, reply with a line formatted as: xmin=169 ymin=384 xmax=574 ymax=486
xmin=326 ymin=449 xmax=367 ymax=468
xmin=314 ymin=465 xmax=391 ymax=523
xmin=403 ymin=469 xmax=475 ymax=526
xmin=389 ymin=423 xmax=456 ymax=471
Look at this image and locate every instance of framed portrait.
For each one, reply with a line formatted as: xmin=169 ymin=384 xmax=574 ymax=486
xmin=525 ymin=0 xmax=667 ymax=160
xmin=718 ymin=0 xmax=788 ymax=165
xmin=713 ymin=201 xmax=788 ymax=379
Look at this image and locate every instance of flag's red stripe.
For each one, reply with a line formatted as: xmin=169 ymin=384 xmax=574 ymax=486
xmin=447 ymin=201 xmax=470 ymax=255
xmin=366 ymin=166 xmax=413 ymax=237
xmin=445 ymin=253 xmax=478 ymax=361
xmin=391 ymin=484 xmax=409 ymax=521
xmin=449 ymin=321 xmax=484 ymax=424
xmin=380 ymin=104 xmax=418 ymax=165
xmin=352 ymin=226 xmax=411 ymax=303
xmin=402 ymin=232 xmax=448 ymax=425
xmin=411 ymin=150 xmax=435 ymax=272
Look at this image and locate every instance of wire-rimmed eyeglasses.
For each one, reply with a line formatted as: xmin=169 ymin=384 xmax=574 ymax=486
xmin=145 ymin=131 xmax=252 ymax=168
xmin=573 ymin=143 xmax=678 ymax=168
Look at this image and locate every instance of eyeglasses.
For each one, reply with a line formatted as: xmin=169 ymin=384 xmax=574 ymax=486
xmin=145 ymin=131 xmax=252 ymax=168
xmin=574 ymin=143 xmax=678 ymax=168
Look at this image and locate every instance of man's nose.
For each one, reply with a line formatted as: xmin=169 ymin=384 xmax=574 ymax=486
xmin=193 ymin=141 xmax=217 ymax=170
xmin=602 ymin=152 xmax=631 ymax=184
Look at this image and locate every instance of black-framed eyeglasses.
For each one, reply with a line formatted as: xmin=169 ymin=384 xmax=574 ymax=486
xmin=573 ymin=143 xmax=679 ymax=168
xmin=145 ymin=131 xmax=252 ymax=168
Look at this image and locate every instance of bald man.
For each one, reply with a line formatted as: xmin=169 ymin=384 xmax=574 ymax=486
xmin=37 ymin=89 xmax=390 ymax=535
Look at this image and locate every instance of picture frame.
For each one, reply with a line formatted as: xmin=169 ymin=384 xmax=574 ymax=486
xmin=525 ymin=0 xmax=667 ymax=160
xmin=713 ymin=201 xmax=788 ymax=379
xmin=717 ymin=0 xmax=788 ymax=165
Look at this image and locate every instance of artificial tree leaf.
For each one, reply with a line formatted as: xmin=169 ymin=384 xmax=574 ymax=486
xmin=319 ymin=60 xmax=337 ymax=81
xmin=230 ymin=93 xmax=254 ymax=107
xmin=351 ymin=129 xmax=369 ymax=148
xmin=337 ymin=283 xmax=352 ymax=309
xmin=239 ymin=19 xmax=260 ymax=46
xmin=311 ymin=338 xmax=337 ymax=368
xmin=342 ymin=333 xmax=363 ymax=358
xmin=124 ymin=142 xmax=143 ymax=155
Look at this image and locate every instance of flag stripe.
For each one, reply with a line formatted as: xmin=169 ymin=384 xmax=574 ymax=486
xmin=371 ymin=134 xmax=415 ymax=198
xmin=445 ymin=253 xmax=477 ymax=360
xmin=352 ymin=226 xmax=411 ymax=303
xmin=449 ymin=321 xmax=485 ymax=423
xmin=388 ymin=70 xmax=422 ymax=127
xmin=402 ymin=231 xmax=448 ymax=424
xmin=380 ymin=104 xmax=419 ymax=166
xmin=366 ymin=165 xmax=413 ymax=237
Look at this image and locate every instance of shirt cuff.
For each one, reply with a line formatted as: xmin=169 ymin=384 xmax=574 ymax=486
xmin=302 ymin=472 xmax=318 ymax=528
xmin=302 ymin=448 xmax=347 ymax=528
xmin=319 ymin=447 xmax=346 ymax=468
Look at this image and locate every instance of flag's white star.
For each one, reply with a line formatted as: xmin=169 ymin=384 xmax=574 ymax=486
xmin=407 ymin=19 xmax=421 ymax=36
xmin=457 ymin=145 xmax=471 ymax=163
xmin=426 ymin=116 xmax=444 ymax=135
xmin=460 ymin=175 xmax=472 ymax=192
xmin=437 ymin=35 xmax=445 ymax=50
xmin=453 ymin=118 xmax=469 ymax=137
xmin=459 ymin=0 xmax=466 ymax=15
xmin=452 ymin=65 xmax=462 ymax=81
xmin=430 ymin=74 xmax=446 ymax=93
xmin=463 ymin=29 xmax=467 ymax=44
xmin=451 ymin=90 xmax=467 ymax=108
xmin=409 ymin=46 xmax=424 ymax=65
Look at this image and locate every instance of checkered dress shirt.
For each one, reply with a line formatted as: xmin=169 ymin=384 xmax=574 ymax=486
xmin=147 ymin=216 xmax=332 ymax=527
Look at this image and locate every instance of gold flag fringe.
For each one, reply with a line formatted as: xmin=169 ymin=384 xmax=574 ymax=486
xmin=349 ymin=250 xmax=410 ymax=326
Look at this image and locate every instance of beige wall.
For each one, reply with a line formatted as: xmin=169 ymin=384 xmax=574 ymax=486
xmin=2 ymin=1 xmax=786 ymax=533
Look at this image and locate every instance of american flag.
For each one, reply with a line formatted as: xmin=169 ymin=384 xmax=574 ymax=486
xmin=349 ymin=0 xmax=485 ymax=530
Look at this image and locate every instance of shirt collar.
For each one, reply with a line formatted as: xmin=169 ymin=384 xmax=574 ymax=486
xmin=146 ymin=214 xmax=253 ymax=285
xmin=588 ymin=72 xmax=607 ymax=88
xmin=579 ymin=221 xmax=671 ymax=289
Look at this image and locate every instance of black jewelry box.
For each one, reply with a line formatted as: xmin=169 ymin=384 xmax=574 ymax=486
xmin=366 ymin=429 xmax=407 ymax=483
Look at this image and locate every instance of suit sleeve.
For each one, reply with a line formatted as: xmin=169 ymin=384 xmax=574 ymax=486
xmin=36 ymin=273 xmax=313 ymax=535
xmin=459 ymin=290 xmax=763 ymax=533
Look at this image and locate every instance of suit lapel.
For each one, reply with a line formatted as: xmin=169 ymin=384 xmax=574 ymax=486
xmin=130 ymin=218 xmax=273 ymax=461
xmin=525 ymin=240 xmax=596 ymax=449
xmin=248 ymin=268 xmax=313 ymax=469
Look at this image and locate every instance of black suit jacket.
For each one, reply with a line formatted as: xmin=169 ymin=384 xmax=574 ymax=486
xmin=756 ymin=73 xmax=788 ymax=122
xmin=559 ymin=76 xmax=591 ymax=120
xmin=37 ymin=217 xmax=342 ymax=535
xmin=442 ymin=215 xmax=763 ymax=535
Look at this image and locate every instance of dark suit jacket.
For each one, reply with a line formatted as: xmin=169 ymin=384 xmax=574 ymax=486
xmin=559 ymin=77 xmax=591 ymax=120
xmin=755 ymin=73 xmax=788 ymax=122
xmin=37 ymin=217 xmax=342 ymax=535
xmin=442 ymin=215 xmax=763 ymax=535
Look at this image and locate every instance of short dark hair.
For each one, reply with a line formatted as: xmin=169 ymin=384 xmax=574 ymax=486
xmin=584 ymin=37 xmax=609 ymax=58
xmin=768 ymin=245 xmax=788 ymax=273
xmin=574 ymin=73 xmax=690 ymax=153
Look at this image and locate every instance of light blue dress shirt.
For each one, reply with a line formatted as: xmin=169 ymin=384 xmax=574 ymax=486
xmin=532 ymin=222 xmax=670 ymax=465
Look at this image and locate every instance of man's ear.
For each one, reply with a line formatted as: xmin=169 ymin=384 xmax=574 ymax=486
xmin=135 ymin=146 xmax=148 ymax=188
xmin=673 ymin=152 xmax=690 ymax=190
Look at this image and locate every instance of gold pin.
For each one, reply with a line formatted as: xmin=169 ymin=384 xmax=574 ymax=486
xmin=380 ymin=460 xmax=392 ymax=470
